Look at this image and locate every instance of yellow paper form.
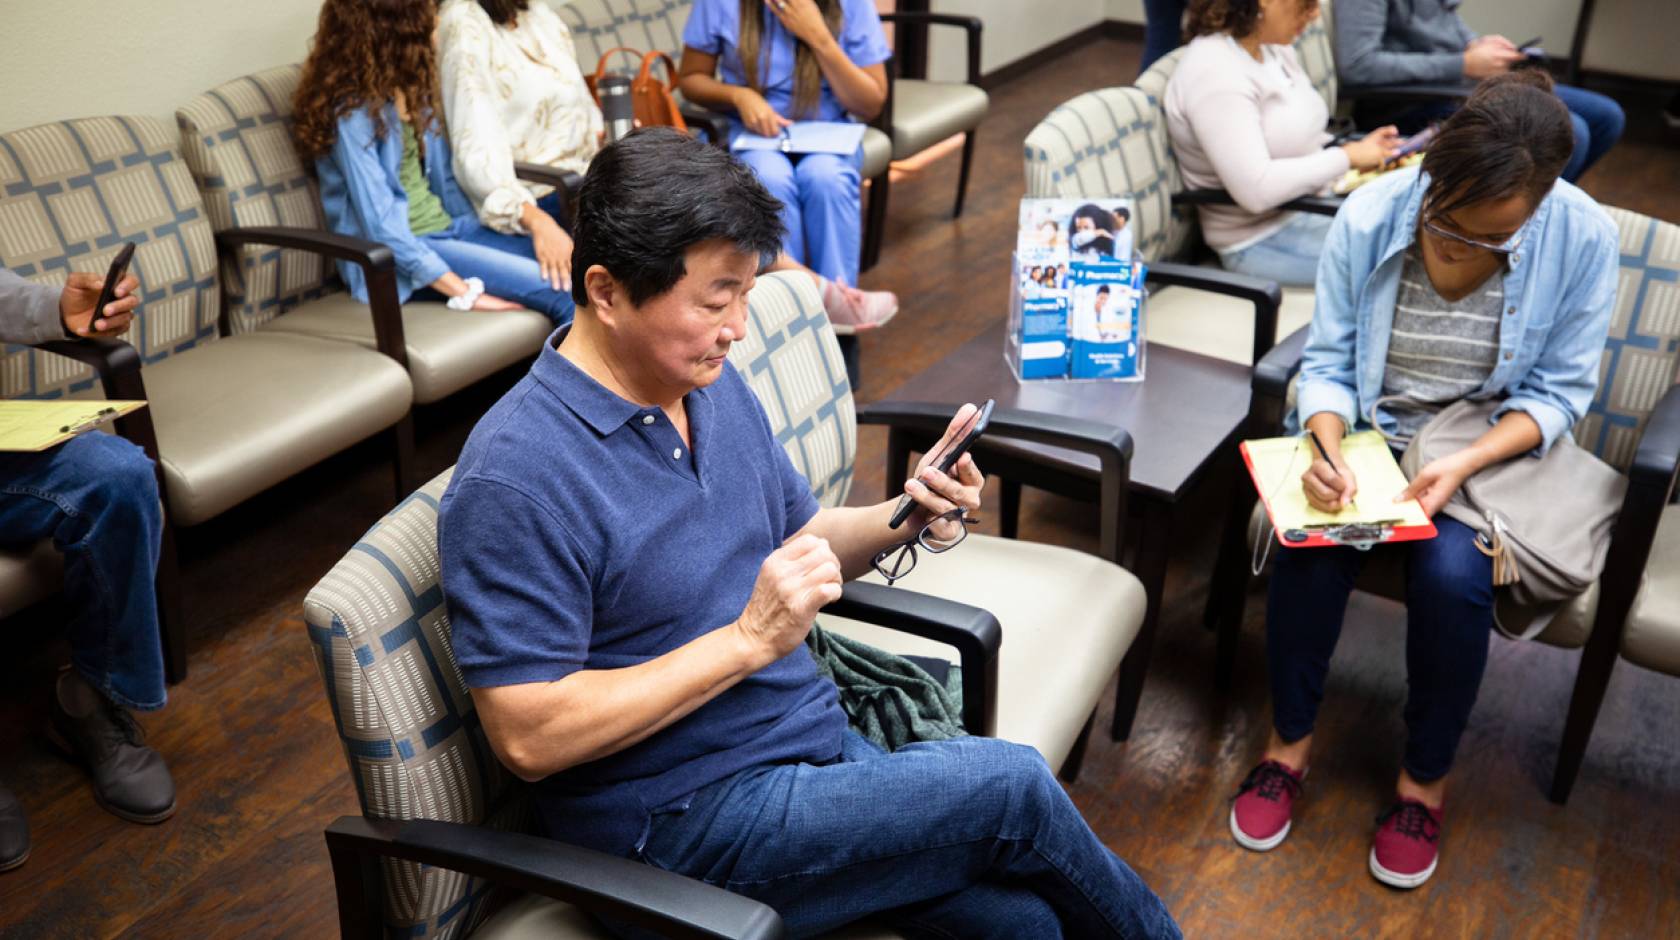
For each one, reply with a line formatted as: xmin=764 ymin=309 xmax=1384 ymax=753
xmin=0 ymin=400 xmax=147 ymax=452
xmin=1245 ymin=431 xmax=1430 ymax=529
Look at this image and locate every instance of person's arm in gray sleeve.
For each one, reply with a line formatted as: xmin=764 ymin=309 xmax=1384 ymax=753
xmin=0 ymin=267 xmax=68 ymax=346
xmin=1335 ymin=0 xmax=1467 ymax=86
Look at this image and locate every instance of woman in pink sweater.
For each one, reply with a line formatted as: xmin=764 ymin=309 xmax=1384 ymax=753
xmin=1165 ymin=0 xmax=1400 ymax=285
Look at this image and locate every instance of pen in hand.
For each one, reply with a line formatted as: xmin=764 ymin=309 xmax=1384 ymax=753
xmin=1307 ymin=429 xmax=1357 ymax=513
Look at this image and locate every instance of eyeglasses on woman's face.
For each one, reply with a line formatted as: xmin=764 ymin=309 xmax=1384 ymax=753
xmin=871 ymin=508 xmax=978 ymax=586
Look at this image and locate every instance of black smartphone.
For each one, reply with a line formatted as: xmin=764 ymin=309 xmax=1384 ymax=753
xmin=86 ymin=241 xmax=136 ymax=333
xmin=888 ymin=399 xmax=995 ymax=529
xmin=1515 ymin=35 xmax=1543 ymax=50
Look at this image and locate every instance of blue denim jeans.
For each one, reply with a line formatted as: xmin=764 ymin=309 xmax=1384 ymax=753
xmin=418 ymin=193 xmax=576 ymax=324
xmin=734 ymin=144 xmax=863 ymax=286
xmin=1554 ymin=84 xmax=1626 ymax=183
xmin=1217 ymin=212 xmax=1335 ymax=288
xmin=624 ymin=732 xmax=1180 ymax=940
xmin=1266 ymin=517 xmax=1494 ymax=782
xmin=0 ymin=432 xmax=166 ymax=711
xmin=1139 ymin=0 xmax=1187 ymax=74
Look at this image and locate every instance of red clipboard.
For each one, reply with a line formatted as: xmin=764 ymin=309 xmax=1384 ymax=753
xmin=1240 ymin=439 xmax=1438 ymax=549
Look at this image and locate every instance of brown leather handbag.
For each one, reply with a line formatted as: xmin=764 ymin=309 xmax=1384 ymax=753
xmin=588 ymin=48 xmax=689 ymax=133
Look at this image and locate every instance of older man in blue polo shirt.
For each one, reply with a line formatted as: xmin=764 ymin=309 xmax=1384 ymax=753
xmin=439 ymin=129 xmax=1178 ymax=939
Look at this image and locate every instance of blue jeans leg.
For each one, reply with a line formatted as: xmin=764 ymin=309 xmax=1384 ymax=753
xmin=1139 ymin=0 xmax=1186 ymax=73
xmin=735 ymin=149 xmax=804 ymax=267
xmin=1555 ymin=83 xmax=1625 ymax=182
xmin=793 ymin=150 xmax=863 ymax=286
xmin=1265 ymin=539 xmax=1370 ymax=742
xmin=1400 ymin=517 xmax=1494 ymax=782
xmin=1217 ymin=212 xmax=1335 ymax=288
xmin=0 ymin=433 xmax=166 ymax=711
xmin=424 ymin=219 xmax=576 ymax=325
xmin=635 ymin=733 xmax=1179 ymax=939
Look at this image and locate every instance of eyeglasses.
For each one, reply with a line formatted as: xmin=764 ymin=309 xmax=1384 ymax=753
xmin=871 ymin=508 xmax=978 ymax=586
xmin=1421 ymin=214 xmax=1522 ymax=257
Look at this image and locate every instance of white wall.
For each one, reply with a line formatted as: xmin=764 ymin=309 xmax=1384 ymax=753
xmin=0 ymin=0 xmax=322 ymax=133
xmin=1107 ymin=0 xmax=1143 ymax=24
xmin=1456 ymin=0 xmax=1583 ymax=60
xmin=927 ymin=0 xmax=1107 ymax=82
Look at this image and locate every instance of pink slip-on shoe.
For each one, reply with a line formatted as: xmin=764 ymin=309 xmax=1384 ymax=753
xmin=1369 ymin=798 xmax=1443 ymax=889
xmin=1229 ymin=759 xmax=1304 ymax=852
xmin=821 ymin=279 xmax=899 ymax=330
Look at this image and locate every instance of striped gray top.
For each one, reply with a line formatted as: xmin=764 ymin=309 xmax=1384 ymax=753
xmin=1380 ymin=247 xmax=1504 ymax=439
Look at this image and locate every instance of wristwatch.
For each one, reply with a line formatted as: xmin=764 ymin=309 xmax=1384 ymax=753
xmin=447 ymin=277 xmax=485 ymax=311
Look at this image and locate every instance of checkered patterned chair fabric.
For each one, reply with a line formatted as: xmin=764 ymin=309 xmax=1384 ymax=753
xmin=1296 ymin=11 xmax=1339 ymax=113
xmin=1575 ymin=207 xmax=1680 ymax=471
xmin=0 ymin=116 xmax=220 ymax=400
xmin=301 ymin=271 xmax=848 ymax=939
xmin=554 ymin=0 xmax=693 ymax=72
xmin=176 ymin=64 xmax=336 ymax=334
xmin=1022 ymin=83 xmax=1193 ymax=265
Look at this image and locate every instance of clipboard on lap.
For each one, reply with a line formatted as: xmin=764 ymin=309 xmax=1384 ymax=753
xmin=0 ymin=400 xmax=147 ymax=452
xmin=1241 ymin=431 xmax=1437 ymax=549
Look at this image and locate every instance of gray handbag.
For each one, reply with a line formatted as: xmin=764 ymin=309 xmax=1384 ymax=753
xmin=1398 ymin=398 xmax=1626 ymax=639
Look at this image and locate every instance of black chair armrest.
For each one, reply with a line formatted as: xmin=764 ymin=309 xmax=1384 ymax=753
xmin=680 ymin=104 xmax=734 ymax=148
xmin=856 ymin=402 xmax=1133 ymax=564
xmin=1174 ymin=188 xmax=1344 ymax=217
xmin=1630 ymin=384 xmax=1680 ymax=492
xmin=822 ymin=580 xmax=1001 ymax=737
xmin=29 ymin=337 xmax=161 ymax=461
xmin=216 ymin=226 xmax=408 ymax=368
xmin=325 ymin=816 xmax=784 ymax=940
xmin=513 ymin=163 xmax=584 ymax=224
xmin=1250 ymin=325 xmax=1310 ymax=433
xmin=1340 ymin=82 xmax=1475 ymax=104
xmin=1144 ymin=260 xmax=1284 ymax=364
xmin=877 ymin=12 xmax=982 ymax=85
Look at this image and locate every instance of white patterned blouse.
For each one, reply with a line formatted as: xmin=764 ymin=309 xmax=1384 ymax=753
xmin=438 ymin=0 xmax=603 ymax=234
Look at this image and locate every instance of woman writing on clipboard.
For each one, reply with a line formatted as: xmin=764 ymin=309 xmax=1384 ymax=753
xmin=679 ymin=0 xmax=895 ymax=326
xmin=1229 ymin=72 xmax=1618 ymax=889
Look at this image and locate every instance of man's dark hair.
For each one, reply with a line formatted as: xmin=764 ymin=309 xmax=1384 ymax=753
xmin=1421 ymin=71 xmax=1574 ymax=219
xmin=1096 ymin=285 xmax=1111 ymax=295
xmin=570 ymin=128 xmax=786 ymax=308
xmin=475 ymin=0 xmax=528 ymax=27
xmin=1113 ymin=206 xmax=1131 ymax=223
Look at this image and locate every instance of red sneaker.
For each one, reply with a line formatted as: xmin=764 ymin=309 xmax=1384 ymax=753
xmin=1229 ymin=759 xmax=1304 ymax=851
xmin=1369 ymin=798 xmax=1443 ymax=889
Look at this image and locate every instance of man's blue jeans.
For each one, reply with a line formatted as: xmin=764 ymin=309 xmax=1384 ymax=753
xmin=0 ymin=433 xmax=166 ymax=711
xmin=1266 ymin=517 xmax=1494 ymax=782
xmin=629 ymin=732 xmax=1180 ymax=939
xmin=1554 ymin=84 xmax=1626 ymax=183
xmin=418 ymin=193 xmax=576 ymax=324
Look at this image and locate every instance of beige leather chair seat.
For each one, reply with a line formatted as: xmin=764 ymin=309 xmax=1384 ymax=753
xmin=258 ymin=295 xmax=552 ymax=404
xmin=142 ymin=332 xmax=412 ymax=526
xmin=470 ymin=891 xmax=906 ymax=940
xmin=0 ymin=541 xmax=62 ymax=619
xmin=862 ymin=126 xmax=892 ymax=180
xmin=821 ymin=535 xmax=1148 ymax=771
xmin=1147 ymin=282 xmax=1316 ymax=366
xmin=1617 ymin=505 xmax=1680 ymax=672
xmin=889 ymin=81 xmax=990 ymax=160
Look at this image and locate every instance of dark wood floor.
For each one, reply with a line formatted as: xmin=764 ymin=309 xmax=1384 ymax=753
xmin=4 ymin=36 xmax=1679 ymax=939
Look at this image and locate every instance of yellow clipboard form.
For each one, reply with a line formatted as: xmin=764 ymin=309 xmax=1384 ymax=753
xmin=1241 ymin=430 xmax=1437 ymax=549
xmin=0 ymin=400 xmax=147 ymax=452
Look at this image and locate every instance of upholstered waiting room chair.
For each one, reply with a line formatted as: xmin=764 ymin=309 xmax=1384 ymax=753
xmin=176 ymin=65 xmax=557 ymax=407
xmin=1204 ymin=206 xmax=1680 ymax=804
xmin=305 ymin=270 xmax=1146 ymax=937
xmin=0 ymin=116 xmax=416 ymax=681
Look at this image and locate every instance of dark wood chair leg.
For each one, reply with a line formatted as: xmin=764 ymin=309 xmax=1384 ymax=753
xmin=953 ymin=129 xmax=977 ymax=219
xmin=837 ymin=335 xmax=861 ymax=392
xmin=389 ymin=414 xmax=416 ymax=504
xmin=1210 ymin=476 xmax=1258 ymax=691
xmin=1112 ymin=502 xmax=1173 ymax=741
xmin=999 ymin=478 xmax=1021 ymax=539
xmin=862 ymin=171 xmax=891 ymax=272
xmin=1550 ymin=615 xmax=1624 ymax=804
xmin=155 ymin=521 xmax=188 ymax=684
xmin=1058 ymin=708 xmax=1097 ymax=783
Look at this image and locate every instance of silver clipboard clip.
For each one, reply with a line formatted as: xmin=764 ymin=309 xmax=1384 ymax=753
xmin=57 ymin=406 xmax=120 ymax=436
xmin=777 ymin=127 xmax=793 ymax=153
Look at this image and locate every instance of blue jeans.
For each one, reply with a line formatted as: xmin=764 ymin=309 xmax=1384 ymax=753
xmin=734 ymin=144 xmax=862 ymax=286
xmin=1554 ymin=84 xmax=1625 ymax=183
xmin=1216 ymin=212 xmax=1334 ymax=288
xmin=1140 ymin=0 xmax=1187 ymax=74
xmin=1265 ymin=517 xmax=1494 ymax=782
xmin=0 ymin=433 xmax=166 ymax=711
xmin=625 ymin=732 xmax=1180 ymax=940
xmin=419 ymin=193 xmax=575 ymax=324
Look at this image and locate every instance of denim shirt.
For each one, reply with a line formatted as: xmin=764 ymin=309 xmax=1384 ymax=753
xmin=1292 ymin=165 xmax=1619 ymax=456
xmin=314 ymin=104 xmax=477 ymax=303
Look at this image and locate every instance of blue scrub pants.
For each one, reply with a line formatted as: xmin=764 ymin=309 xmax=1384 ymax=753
xmin=735 ymin=147 xmax=863 ymax=286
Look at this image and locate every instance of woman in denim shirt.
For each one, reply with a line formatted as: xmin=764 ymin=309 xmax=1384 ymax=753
xmin=292 ymin=0 xmax=574 ymax=324
xmin=1229 ymin=73 xmax=1618 ymax=888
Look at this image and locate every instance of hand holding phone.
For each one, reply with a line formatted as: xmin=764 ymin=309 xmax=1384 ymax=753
xmin=889 ymin=399 xmax=994 ymax=529
xmin=61 ymin=242 xmax=138 ymax=337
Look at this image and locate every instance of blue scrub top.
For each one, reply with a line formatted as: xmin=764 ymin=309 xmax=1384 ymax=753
xmin=683 ymin=0 xmax=892 ymax=121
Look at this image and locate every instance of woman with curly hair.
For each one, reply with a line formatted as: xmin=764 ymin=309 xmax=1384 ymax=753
xmin=292 ymin=0 xmax=574 ymax=323
xmin=1164 ymin=0 xmax=1402 ymax=286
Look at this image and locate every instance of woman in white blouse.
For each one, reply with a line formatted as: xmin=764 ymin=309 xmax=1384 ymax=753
xmin=438 ymin=0 xmax=897 ymax=328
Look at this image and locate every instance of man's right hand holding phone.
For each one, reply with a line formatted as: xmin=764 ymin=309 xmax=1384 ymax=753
xmin=1301 ymin=413 xmax=1358 ymax=513
xmin=1464 ymin=35 xmax=1524 ymax=79
xmin=60 ymin=271 xmax=140 ymax=337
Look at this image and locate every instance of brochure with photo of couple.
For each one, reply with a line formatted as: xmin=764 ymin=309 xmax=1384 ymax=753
xmin=1009 ymin=198 xmax=1146 ymax=382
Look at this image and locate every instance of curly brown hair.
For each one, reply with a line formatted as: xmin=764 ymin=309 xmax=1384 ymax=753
xmin=291 ymin=0 xmax=441 ymax=162
xmin=1185 ymin=0 xmax=1316 ymax=41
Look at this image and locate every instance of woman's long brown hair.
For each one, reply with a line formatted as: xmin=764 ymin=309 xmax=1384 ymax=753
xmin=736 ymin=0 xmax=843 ymax=120
xmin=291 ymin=0 xmax=441 ymax=162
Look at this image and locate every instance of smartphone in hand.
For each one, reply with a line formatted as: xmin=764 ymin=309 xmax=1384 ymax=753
xmin=888 ymin=399 xmax=995 ymax=529
xmin=86 ymin=241 xmax=136 ymax=333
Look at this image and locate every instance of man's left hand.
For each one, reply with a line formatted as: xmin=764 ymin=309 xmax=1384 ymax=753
xmin=902 ymin=403 xmax=986 ymax=539
xmin=60 ymin=271 xmax=139 ymax=337
xmin=1397 ymin=451 xmax=1476 ymax=518
xmin=765 ymin=0 xmax=834 ymax=51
